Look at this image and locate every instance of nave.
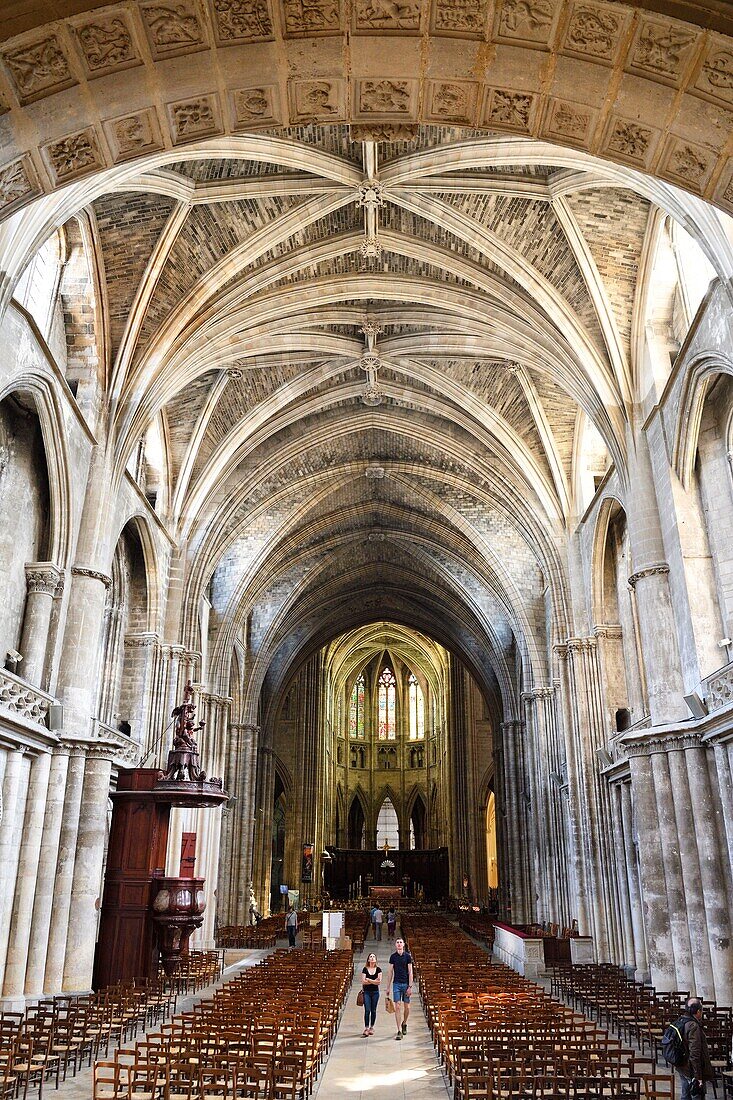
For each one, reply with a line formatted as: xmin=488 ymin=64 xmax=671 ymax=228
xmin=5 ymin=912 xmax=732 ymax=1100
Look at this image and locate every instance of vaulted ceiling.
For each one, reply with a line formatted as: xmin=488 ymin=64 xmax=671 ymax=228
xmin=4 ymin=0 xmax=733 ymax=717
xmin=66 ymin=123 xmax=698 ymax=712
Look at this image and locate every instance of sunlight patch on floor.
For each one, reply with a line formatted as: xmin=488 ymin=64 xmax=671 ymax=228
xmin=336 ymin=1068 xmax=429 ymax=1091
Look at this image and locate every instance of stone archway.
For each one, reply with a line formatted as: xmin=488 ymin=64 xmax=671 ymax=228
xmin=2 ymin=0 xmax=733 ymax=224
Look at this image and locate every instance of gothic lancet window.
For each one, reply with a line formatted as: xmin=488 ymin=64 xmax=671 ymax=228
xmin=350 ymin=673 xmax=365 ymax=738
xmin=408 ymin=672 xmax=424 ymax=740
xmin=378 ymin=666 xmax=396 ymax=740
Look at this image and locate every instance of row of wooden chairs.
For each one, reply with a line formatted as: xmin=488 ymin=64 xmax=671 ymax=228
xmin=93 ymin=947 xmax=354 ymax=1100
xmin=161 ymin=953 xmax=224 ymax=995
xmin=401 ymin=915 xmax=678 ymax=1100
xmin=0 ymin=977 xmax=178 ymax=1100
xmin=548 ymin=963 xmax=733 ymax=1077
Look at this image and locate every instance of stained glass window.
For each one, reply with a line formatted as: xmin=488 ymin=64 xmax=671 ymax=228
xmin=408 ymin=673 xmax=424 ymax=740
xmin=349 ymin=674 xmax=365 ymax=738
xmin=378 ymin=666 xmax=396 ymax=740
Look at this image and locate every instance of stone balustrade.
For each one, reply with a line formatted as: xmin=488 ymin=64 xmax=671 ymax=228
xmin=0 ymin=667 xmax=53 ymax=729
xmin=704 ymin=660 xmax=733 ymax=712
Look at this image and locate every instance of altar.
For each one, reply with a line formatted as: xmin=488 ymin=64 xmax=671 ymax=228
xmin=369 ymin=886 xmax=402 ymax=906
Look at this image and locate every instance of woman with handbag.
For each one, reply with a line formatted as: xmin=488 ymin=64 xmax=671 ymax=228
xmin=359 ymin=952 xmax=381 ymax=1036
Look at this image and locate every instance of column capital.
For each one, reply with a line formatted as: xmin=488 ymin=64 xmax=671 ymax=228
xmin=123 ymin=632 xmax=160 ymax=649
xmin=25 ymin=561 xmax=63 ymax=595
xmin=593 ymin=623 xmax=623 ymax=640
xmin=521 ymin=685 xmax=555 ymax=702
xmin=231 ymin=722 xmax=260 ymax=736
xmin=71 ymin=564 xmax=112 ymax=588
xmin=628 ymin=562 xmax=670 ymax=589
xmin=554 ymin=636 xmax=597 ymax=659
xmin=624 ymin=728 xmax=702 ymax=759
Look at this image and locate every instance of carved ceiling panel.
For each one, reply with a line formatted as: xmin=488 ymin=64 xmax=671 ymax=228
xmin=0 ymin=1 xmax=733 ymax=214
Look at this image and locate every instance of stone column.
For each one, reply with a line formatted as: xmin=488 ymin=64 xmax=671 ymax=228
xmin=627 ymin=742 xmax=678 ymax=990
xmin=625 ymin=432 xmax=687 ymax=725
xmin=628 ymin=566 xmax=687 ymax=724
xmin=62 ymin=750 xmax=112 ymax=991
xmin=252 ymin=746 xmax=275 ymax=914
xmin=56 ymin=566 xmax=112 ymax=738
xmin=2 ymin=751 xmax=52 ymax=997
xmin=684 ymin=743 xmax=733 ymax=1002
xmin=0 ymin=751 xmax=30 ymax=985
xmin=449 ymin=661 xmax=470 ymax=898
xmin=667 ymin=746 xmax=713 ymax=995
xmin=218 ymin=723 xmax=243 ymax=926
xmin=619 ymin=780 xmax=648 ymax=979
xmin=608 ymin=781 xmax=636 ymax=971
xmin=43 ymin=748 xmax=86 ymax=993
xmin=289 ymin=655 xmax=325 ymax=905
xmin=19 ymin=563 xmax=63 ymax=687
xmin=24 ymin=748 xmax=69 ymax=995
xmin=235 ymin=723 xmax=259 ymax=923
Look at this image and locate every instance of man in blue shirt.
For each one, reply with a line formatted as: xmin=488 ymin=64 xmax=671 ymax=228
xmin=386 ymin=938 xmax=413 ymax=1039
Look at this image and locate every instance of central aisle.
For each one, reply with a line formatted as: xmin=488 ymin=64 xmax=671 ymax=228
xmin=312 ymin=934 xmax=450 ymax=1099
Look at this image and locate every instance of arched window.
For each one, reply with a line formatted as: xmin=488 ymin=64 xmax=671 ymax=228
xmin=670 ymin=219 xmax=715 ymax=328
xmin=14 ymin=230 xmax=65 ymax=343
xmin=408 ymin=672 xmax=424 ymax=740
xmin=378 ymin=666 xmax=396 ymax=740
xmin=376 ymin=797 xmax=399 ymax=850
xmin=349 ymin=673 xmax=365 ymax=738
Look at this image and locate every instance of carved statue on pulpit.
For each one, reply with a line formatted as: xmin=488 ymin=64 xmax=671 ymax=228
xmin=161 ymin=680 xmax=207 ymax=782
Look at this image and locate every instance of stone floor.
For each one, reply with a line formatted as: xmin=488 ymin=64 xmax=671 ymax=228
xmin=312 ymin=935 xmax=450 ymax=1099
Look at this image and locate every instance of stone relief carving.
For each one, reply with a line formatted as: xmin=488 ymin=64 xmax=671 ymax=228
xmin=45 ymin=130 xmax=104 ymax=183
xmin=282 ymin=0 xmax=341 ymax=36
xmin=3 ymin=35 xmax=74 ymax=102
xmin=666 ymin=142 xmax=709 ymax=186
xmin=291 ymin=80 xmax=343 ymax=121
xmin=486 ymin=89 xmax=534 ymax=130
xmin=359 ymin=80 xmax=412 ymax=114
xmin=76 ymin=17 xmax=138 ymax=72
xmin=71 ymin=564 xmax=112 ymax=587
xmin=233 ymin=86 xmax=277 ymax=125
xmin=428 ymin=81 xmax=475 ymax=123
xmin=565 ymin=5 xmax=620 ymax=60
xmin=107 ymin=109 xmax=161 ymax=159
xmin=696 ymin=46 xmax=733 ymax=105
xmin=140 ymin=2 xmax=205 ymax=55
xmin=548 ymin=101 xmax=589 ymax=139
xmin=213 ymin=0 xmax=273 ymax=41
xmin=498 ymin=0 xmax=554 ymax=41
xmin=630 ymin=20 xmax=696 ymax=80
xmin=627 ymin=562 xmax=669 ymax=588
xmin=606 ymin=118 xmax=651 ymax=161
xmin=431 ymin=0 xmax=487 ymax=36
xmin=170 ymin=96 xmax=220 ymax=141
xmin=350 ymin=123 xmax=417 ymax=140
xmin=723 ymin=176 xmax=733 ymax=207
xmin=355 ymin=0 xmax=421 ymax=32
xmin=0 ymin=157 xmax=38 ymax=215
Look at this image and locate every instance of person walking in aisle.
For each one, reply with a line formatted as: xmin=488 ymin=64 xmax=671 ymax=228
xmin=676 ymin=998 xmax=715 ymax=1098
xmin=361 ymin=952 xmax=381 ymax=1036
xmin=373 ymin=906 xmax=384 ymax=941
xmin=386 ymin=906 xmax=397 ymax=940
xmin=385 ymin=938 xmax=413 ymax=1039
xmin=285 ymin=906 xmax=298 ymax=948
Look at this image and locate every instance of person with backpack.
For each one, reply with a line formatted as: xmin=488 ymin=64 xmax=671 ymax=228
xmin=663 ymin=998 xmax=715 ymax=1097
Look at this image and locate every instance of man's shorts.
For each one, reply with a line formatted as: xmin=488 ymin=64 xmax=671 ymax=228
xmin=393 ymin=982 xmax=411 ymax=1003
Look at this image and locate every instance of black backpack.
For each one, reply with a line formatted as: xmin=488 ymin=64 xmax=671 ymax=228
xmin=662 ymin=1017 xmax=689 ymax=1067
